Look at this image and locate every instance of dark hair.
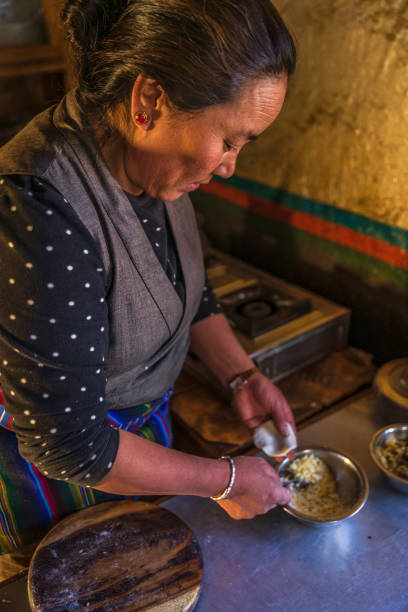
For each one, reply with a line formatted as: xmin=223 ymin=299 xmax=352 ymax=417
xmin=62 ymin=0 xmax=296 ymax=117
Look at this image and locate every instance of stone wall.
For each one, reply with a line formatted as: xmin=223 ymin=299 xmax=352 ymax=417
xmin=193 ymin=0 xmax=408 ymax=363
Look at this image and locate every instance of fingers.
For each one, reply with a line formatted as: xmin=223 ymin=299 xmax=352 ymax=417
xmin=216 ymin=456 xmax=291 ymax=520
xmin=217 ymin=499 xmax=257 ymax=520
xmin=242 ymin=413 xmax=269 ymax=432
xmin=217 ymin=487 xmax=290 ymax=520
xmin=234 ymin=374 xmax=297 ymax=442
xmin=278 ymin=485 xmax=292 ymax=506
xmin=271 ymin=394 xmax=296 ymax=437
xmin=268 ymin=465 xmax=292 ymax=505
xmin=249 ymin=375 xmax=297 ymax=438
xmin=272 ymin=398 xmax=297 ymax=440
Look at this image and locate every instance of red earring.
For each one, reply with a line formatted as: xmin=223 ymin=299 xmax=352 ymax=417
xmin=135 ymin=111 xmax=149 ymax=125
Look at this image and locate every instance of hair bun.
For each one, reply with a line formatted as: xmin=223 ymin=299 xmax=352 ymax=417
xmin=61 ymin=0 xmax=129 ymax=55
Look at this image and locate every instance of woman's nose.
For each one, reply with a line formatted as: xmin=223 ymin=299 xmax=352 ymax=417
xmin=214 ymin=155 xmax=237 ymax=179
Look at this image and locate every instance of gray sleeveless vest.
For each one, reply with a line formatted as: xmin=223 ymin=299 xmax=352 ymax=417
xmin=0 ymin=90 xmax=204 ymax=408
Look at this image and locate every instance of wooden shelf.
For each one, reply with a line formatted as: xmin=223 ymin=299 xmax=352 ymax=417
xmin=0 ymin=1 xmax=71 ymax=83
xmin=0 ymin=44 xmax=65 ymax=78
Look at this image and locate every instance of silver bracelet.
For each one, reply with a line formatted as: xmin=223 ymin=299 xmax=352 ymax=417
xmin=210 ymin=455 xmax=236 ymax=501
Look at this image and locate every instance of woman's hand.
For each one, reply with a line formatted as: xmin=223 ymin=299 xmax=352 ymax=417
xmin=189 ymin=314 xmax=295 ymax=439
xmin=216 ymin=455 xmax=291 ymax=519
xmin=233 ymin=371 xmax=296 ymax=437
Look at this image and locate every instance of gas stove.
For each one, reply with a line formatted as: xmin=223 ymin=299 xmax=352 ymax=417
xmin=220 ymin=282 xmax=312 ymax=339
xmin=186 ymin=249 xmax=350 ymax=385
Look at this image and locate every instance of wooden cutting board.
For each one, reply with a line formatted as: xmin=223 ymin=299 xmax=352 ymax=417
xmin=28 ymin=500 xmax=203 ymax=612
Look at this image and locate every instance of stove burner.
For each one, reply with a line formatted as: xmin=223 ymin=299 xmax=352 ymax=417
xmin=220 ymin=283 xmax=312 ymax=339
xmin=238 ymin=300 xmax=276 ymax=319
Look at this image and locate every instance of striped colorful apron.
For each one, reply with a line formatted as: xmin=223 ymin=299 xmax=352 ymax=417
xmin=0 ymin=388 xmax=173 ymax=554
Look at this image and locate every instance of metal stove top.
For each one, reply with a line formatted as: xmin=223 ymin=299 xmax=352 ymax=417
xmin=219 ymin=282 xmax=312 ymax=339
xmin=187 ymin=250 xmax=350 ymax=384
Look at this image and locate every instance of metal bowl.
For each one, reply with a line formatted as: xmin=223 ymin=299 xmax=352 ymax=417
xmin=369 ymin=424 xmax=408 ymax=494
xmin=277 ymin=447 xmax=369 ymax=527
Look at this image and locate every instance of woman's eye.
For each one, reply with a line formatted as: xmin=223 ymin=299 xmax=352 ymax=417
xmin=224 ymin=141 xmax=237 ymax=153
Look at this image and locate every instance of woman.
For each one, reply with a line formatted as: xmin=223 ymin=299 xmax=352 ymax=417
xmin=0 ymin=0 xmax=297 ymax=553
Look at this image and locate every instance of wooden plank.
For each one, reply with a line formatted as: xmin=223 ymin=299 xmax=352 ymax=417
xmin=40 ymin=0 xmax=66 ymax=49
xmin=0 ymin=43 xmax=65 ymax=79
xmin=0 ymin=44 xmax=62 ymax=65
xmin=0 ymin=59 xmax=65 ymax=78
xmin=172 ymin=347 xmax=376 ymax=453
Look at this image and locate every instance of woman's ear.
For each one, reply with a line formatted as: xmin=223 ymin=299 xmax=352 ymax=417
xmin=130 ymin=75 xmax=166 ymax=130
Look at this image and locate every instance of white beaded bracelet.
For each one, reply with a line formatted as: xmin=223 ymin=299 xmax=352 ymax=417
xmin=210 ymin=455 xmax=236 ymax=501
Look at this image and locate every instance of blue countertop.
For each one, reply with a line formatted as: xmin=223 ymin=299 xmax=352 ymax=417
xmin=163 ymin=392 xmax=408 ymax=612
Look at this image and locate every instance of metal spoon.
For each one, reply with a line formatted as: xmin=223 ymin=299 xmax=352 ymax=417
xmin=280 ymin=470 xmax=311 ymax=489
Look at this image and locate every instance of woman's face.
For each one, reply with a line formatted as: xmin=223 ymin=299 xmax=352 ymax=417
xmin=125 ymin=76 xmax=288 ymax=201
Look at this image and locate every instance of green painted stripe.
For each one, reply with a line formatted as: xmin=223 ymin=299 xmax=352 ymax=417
xmin=215 ymin=176 xmax=408 ymax=250
xmin=192 ymin=191 xmax=408 ymax=290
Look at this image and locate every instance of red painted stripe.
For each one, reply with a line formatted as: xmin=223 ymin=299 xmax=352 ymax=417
xmin=156 ymin=409 xmax=171 ymax=441
xmin=4 ymin=414 xmax=14 ymax=431
xmin=201 ymin=182 xmax=408 ymax=270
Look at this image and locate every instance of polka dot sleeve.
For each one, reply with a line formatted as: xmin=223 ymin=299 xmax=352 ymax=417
xmin=0 ymin=175 xmax=118 ymax=486
xmin=191 ymin=275 xmax=223 ymax=324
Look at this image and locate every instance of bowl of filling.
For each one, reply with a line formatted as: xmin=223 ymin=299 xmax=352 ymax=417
xmin=369 ymin=423 xmax=408 ymax=494
xmin=277 ymin=447 xmax=369 ymax=527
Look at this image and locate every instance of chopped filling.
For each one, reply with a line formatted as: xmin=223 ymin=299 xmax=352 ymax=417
xmin=287 ymin=453 xmax=349 ymax=520
xmin=377 ymin=438 xmax=408 ymax=480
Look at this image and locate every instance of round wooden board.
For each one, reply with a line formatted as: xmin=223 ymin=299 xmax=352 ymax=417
xmin=28 ymin=500 xmax=203 ymax=612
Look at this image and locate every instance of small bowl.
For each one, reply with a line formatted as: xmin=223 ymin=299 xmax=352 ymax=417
xmin=369 ymin=424 xmax=408 ymax=494
xmin=277 ymin=447 xmax=369 ymax=527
